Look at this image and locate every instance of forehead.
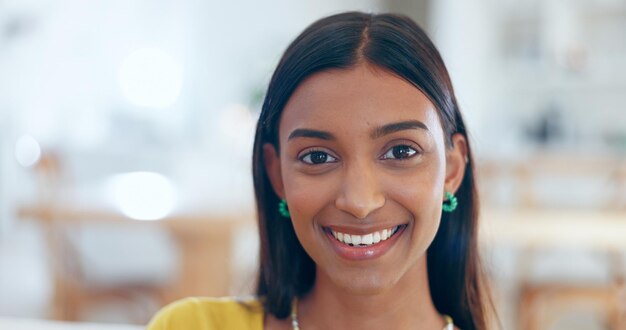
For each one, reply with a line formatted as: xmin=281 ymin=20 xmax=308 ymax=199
xmin=279 ymin=63 xmax=442 ymax=141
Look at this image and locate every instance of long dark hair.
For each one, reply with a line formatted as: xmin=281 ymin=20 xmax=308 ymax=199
xmin=252 ymin=11 xmax=493 ymax=330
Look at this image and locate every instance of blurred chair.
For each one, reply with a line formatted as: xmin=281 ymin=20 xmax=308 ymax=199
xmin=478 ymin=153 xmax=626 ymax=330
xmin=516 ymin=248 xmax=625 ymax=330
xmin=20 ymin=151 xmax=180 ymax=323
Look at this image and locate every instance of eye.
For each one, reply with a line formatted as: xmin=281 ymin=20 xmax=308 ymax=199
xmin=299 ymin=150 xmax=338 ymax=165
xmin=381 ymin=144 xmax=418 ymax=160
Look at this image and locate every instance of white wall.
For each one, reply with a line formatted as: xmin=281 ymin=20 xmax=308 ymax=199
xmin=0 ymin=0 xmax=385 ymax=235
xmin=429 ymin=0 xmax=626 ymax=159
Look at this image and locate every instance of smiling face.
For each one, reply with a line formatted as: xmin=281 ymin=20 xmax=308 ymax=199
xmin=263 ymin=63 xmax=467 ymax=295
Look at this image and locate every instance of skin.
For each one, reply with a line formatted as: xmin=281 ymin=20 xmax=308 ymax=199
xmin=263 ymin=62 xmax=467 ymax=330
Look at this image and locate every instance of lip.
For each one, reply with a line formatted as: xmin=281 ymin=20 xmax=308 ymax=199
xmin=323 ymin=224 xmax=407 ymax=261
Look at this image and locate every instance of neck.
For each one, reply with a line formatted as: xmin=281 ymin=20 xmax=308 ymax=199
xmin=297 ymin=256 xmax=445 ymax=330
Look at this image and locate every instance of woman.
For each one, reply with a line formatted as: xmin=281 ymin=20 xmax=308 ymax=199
xmin=149 ymin=11 xmax=493 ymax=330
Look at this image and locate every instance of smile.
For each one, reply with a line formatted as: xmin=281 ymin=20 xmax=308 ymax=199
xmin=329 ymin=225 xmax=402 ymax=247
xmin=322 ymin=224 xmax=408 ymax=261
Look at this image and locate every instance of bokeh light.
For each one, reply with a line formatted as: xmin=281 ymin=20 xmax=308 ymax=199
xmin=14 ymin=135 xmax=42 ymax=168
xmin=105 ymin=171 xmax=177 ymax=221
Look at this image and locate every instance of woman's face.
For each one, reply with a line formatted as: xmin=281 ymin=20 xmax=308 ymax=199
xmin=264 ymin=63 xmax=467 ymax=295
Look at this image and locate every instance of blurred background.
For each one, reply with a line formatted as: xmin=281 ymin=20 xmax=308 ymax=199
xmin=1 ymin=0 xmax=625 ymax=329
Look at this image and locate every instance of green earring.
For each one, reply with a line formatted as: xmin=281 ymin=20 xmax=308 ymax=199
xmin=278 ymin=199 xmax=290 ymax=218
xmin=442 ymin=191 xmax=458 ymax=213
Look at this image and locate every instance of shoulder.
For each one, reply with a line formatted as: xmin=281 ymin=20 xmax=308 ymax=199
xmin=147 ymin=296 xmax=264 ymax=330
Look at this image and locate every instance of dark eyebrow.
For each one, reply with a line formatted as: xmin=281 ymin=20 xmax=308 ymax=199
xmin=370 ymin=120 xmax=429 ymax=139
xmin=288 ymin=129 xmax=335 ymax=141
xmin=287 ymin=120 xmax=429 ymax=142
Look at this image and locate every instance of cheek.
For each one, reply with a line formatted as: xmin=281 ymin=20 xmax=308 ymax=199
xmin=389 ymin=161 xmax=445 ymax=209
xmin=280 ymin=170 xmax=339 ymax=263
xmin=282 ymin=170 xmax=337 ymax=227
xmin=384 ymin=162 xmax=445 ymax=240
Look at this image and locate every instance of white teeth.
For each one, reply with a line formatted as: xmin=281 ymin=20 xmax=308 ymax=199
xmin=330 ymin=225 xmax=401 ymax=247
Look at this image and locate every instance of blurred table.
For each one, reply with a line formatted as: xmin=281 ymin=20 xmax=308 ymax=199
xmin=16 ymin=202 xmax=255 ymax=321
xmin=480 ymin=207 xmax=626 ymax=330
xmin=480 ymin=207 xmax=626 ymax=250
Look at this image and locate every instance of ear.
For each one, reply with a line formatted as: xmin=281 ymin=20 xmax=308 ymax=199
xmin=444 ymin=133 xmax=468 ymax=195
xmin=263 ymin=143 xmax=285 ymax=199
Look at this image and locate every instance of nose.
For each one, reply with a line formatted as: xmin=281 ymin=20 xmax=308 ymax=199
xmin=334 ymin=161 xmax=386 ymax=219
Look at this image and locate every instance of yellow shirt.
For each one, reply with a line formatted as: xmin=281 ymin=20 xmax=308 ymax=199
xmin=147 ymin=297 xmax=264 ymax=330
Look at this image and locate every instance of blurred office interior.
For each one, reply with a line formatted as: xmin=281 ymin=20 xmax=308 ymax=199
xmin=1 ymin=0 xmax=625 ymax=329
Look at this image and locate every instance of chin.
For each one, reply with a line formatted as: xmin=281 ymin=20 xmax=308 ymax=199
xmin=327 ymin=269 xmax=401 ymax=296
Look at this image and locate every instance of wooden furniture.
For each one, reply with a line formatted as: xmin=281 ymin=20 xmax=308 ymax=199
xmin=16 ymin=204 xmax=253 ymax=324
xmin=477 ymin=153 xmax=626 ymax=210
xmin=479 ymin=153 xmax=626 ymax=330
xmin=18 ymin=151 xmax=255 ymax=324
xmin=481 ymin=208 xmax=626 ymax=329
